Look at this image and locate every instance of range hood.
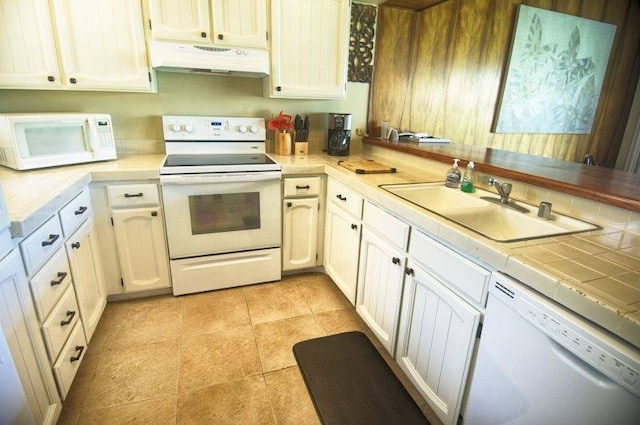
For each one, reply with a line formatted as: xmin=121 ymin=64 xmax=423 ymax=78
xmin=149 ymin=42 xmax=270 ymax=78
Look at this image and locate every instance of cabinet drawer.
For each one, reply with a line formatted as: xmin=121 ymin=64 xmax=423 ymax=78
xmin=20 ymin=215 xmax=64 ymax=276
xmin=29 ymin=247 xmax=73 ymax=321
xmin=59 ymin=189 xmax=92 ymax=237
xmin=283 ymin=176 xmax=321 ymax=197
xmin=327 ymin=179 xmax=363 ymax=219
xmin=362 ymin=201 xmax=410 ymax=250
xmin=53 ymin=320 xmax=87 ymax=400
xmin=42 ymin=285 xmax=80 ymax=363
xmin=409 ymin=230 xmax=490 ymax=306
xmin=107 ymin=184 xmax=159 ymax=207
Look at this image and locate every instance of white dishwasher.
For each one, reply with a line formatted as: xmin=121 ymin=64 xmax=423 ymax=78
xmin=462 ymin=272 xmax=640 ymax=425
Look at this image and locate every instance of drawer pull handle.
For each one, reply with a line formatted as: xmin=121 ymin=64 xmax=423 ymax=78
xmin=405 ymin=267 xmax=414 ymax=276
xmin=296 ymin=185 xmax=310 ymax=190
xmin=74 ymin=206 xmax=88 ymax=215
xmin=124 ymin=192 xmax=144 ymax=198
xmin=336 ymin=194 xmax=347 ymax=201
xmin=50 ymin=272 xmax=67 ymax=286
xmin=60 ymin=310 xmax=76 ymax=326
xmin=70 ymin=345 xmax=85 ymax=363
xmin=392 ymin=257 xmax=401 ymax=265
xmin=71 ymin=242 xmax=81 ymax=249
xmin=41 ymin=234 xmax=60 ymax=247
xmin=351 ymin=223 xmax=358 ymax=230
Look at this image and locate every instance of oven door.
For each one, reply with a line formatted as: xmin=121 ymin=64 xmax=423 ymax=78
xmin=160 ymin=172 xmax=281 ymax=259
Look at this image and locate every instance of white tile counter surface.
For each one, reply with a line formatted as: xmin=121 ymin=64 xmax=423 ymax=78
xmin=1 ymin=152 xmax=638 ymax=350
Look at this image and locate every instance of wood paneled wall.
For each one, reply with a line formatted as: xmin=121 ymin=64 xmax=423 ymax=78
xmin=369 ymin=0 xmax=640 ymax=167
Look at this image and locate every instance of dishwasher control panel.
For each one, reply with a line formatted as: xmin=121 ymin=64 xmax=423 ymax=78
xmin=491 ymin=274 xmax=640 ymax=398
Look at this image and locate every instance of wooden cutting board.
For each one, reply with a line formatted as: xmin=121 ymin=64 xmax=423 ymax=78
xmin=338 ymin=159 xmax=397 ymax=174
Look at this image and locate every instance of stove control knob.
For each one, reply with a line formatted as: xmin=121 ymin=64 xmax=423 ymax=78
xmin=183 ymin=123 xmax=194 ymax=133
xmin=170 ymin=122 xmax=182 ymax=132
xmin=250 ymin=125 xmax=259 ymax=133
xmin=239 ymin=125 xmax=248 ymax=133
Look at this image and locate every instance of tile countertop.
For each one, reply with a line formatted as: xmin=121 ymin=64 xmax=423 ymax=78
xmin=1 ymin=153 xmax=638 ymax=350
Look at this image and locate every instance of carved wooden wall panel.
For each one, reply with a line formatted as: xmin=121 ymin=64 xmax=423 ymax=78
xmin=369 ymin=0 xmax=640 ymax=166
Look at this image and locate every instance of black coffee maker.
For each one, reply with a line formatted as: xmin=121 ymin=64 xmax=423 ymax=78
xmin=327 ymin=113 xmax=352 ymax=156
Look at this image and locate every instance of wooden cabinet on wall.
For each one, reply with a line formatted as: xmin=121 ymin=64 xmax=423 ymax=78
xmin=145 ymin=0 xmax=268 ymax=49
xmin=266 ymin=0 xmax=351 ymax=98
xmin=0 ymin=0 xmax=154 ymax=92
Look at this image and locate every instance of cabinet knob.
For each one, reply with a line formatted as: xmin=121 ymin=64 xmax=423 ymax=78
xmin=47 ymin=75 xmax=55 ymax=82
xmin=71 ymin=241 xmax=81 ymax=249
xmin=351 ymin=223 xmax=358 ymax=230
xmin=392 ymin=257 xmax=401 ymax=265
xmin=41 ymin=234 xmax=60 ymax=247
xmin=151 ymin=211 xmax=158 ymax=217
xmin=50 ymin=271 xmax=67 ymax=286
xmin=286 ymin=202 xmax=293 ymax=207
xmin=70 ymin=345 xmax=85 ymax=363
xmin=218 ymin=34 xmax=224 ymax=40
xmin=405 ymin=267 xmax=414 ymax=276
xmin=201 ymin=31 xmax=207 ymax=38
xmin=336 ymin=194 xmax=347 ymax=201
xmin=69 ymin=77 xmax=77 ymax=84
xmin=276 ymin=86 xmax=282 ymax=91
xmin=60 ymin=310 xmax=76 ymax=326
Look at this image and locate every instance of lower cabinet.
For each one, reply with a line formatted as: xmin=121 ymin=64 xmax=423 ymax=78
xmin=112 ymin=207 xmax=171 ymax=292
xmin=324 ymin=201 xmax=361 ymax=304
xmin=282 ymin=197 xmax=319 ymax=271
xmin=65 ymin=218 xmax=107 ymax=342
xmin=0 ymin=249 xmax=61 ymax=424
xmin=355 ymin=227 xmax=406 ymax=353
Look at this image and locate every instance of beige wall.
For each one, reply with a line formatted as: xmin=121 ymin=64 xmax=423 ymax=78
xmin=0 ymin=72 xmax=370 ymax=154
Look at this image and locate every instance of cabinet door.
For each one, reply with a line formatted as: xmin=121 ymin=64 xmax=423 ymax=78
xmin=268 ymin=0 xmax=350 ymax=98
xmin=146 ymin=0 xmax=211 ymax=43
xmin=112 ymin=207 xmax=171 ymax=293
xmin=51 ymin=0 xmax=152 ymax=91
xmin=0 ymin=250 xmax=61 ymax=424
xmin=396 ymin=262 xmax=480 ymax=425
xmin=65 ymin=219 xmax=107 ymax=342
xmin=283 ymin=198 xmax=318 ymax=271
xmin=324 ymin=202 xmax=360 ymax=304
xmin=0 ymin=0 xmax=61 ymax=89
xmin=356 ymin=227 xmax=406 ymax=353
xmin=211 ymin=0 xmax=267 ymax=49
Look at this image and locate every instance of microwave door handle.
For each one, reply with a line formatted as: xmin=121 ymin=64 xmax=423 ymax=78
xmin=86 ymin=119 xmax=98 ymax=153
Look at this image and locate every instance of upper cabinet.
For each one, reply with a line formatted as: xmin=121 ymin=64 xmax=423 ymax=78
xmin=0 ymin=0 xmax=154 ymax=92
xmin=266 ymin=0 xmax=350 ymax=99
xmin=145 ymin=0 xmax=268 ymax=49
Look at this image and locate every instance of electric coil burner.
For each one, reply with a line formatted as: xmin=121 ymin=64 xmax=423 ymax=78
xmin=159 ymin=115 xmax=282 ymax=296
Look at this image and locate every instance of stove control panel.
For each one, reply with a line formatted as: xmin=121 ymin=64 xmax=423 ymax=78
xmin=162 ymin=115 xmax=266 ymax=141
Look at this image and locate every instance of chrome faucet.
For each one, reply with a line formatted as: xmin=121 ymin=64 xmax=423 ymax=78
xmin=487 ymin=178 xmax=512 ymax=204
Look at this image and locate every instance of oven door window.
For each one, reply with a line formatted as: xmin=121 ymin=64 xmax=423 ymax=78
xmin=189 ymin=192 xmax=260 ymax=234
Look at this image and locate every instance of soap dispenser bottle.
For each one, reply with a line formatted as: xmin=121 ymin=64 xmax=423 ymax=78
xmin=445 ymin=158 xmax=461 ymax=188
xmin=461 ymin=161 xmax=475 ymax=193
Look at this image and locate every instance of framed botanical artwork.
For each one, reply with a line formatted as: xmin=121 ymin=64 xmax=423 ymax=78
xmin=494 ymin=5 xmax=616 ymax=134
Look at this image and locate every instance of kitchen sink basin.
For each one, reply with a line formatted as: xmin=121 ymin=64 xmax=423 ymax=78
xmin=379 ymin=182 xmax=599 ymax=242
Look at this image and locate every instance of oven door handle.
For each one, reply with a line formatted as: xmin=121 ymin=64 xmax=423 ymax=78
xmin=160 ymin=171 xmax=282 ymax=185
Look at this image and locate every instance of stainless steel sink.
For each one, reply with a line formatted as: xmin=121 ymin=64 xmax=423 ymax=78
xmin=380 ymin=182 xmax=599 ymax=242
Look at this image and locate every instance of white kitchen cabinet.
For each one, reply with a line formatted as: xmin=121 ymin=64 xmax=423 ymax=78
xmin=112 ymin=207 xmax=171 ymax=293
xmin=396 ymin=261 xmax=480 ymax=425
xmin=0 ymin=325 xmax=36 ymax=425
xmin=65 ymin=218 xmax=107 ymax=343
xmin=0 ymin=249 xmax=61 ymax=425
xmin=266 ymin=0 xmax=350 ymax=98
xmin=0 ymin=0 xmax=154 ymax=92
xmin=324 ymin=201 xmax=360 ymax=304
xmin=145 ymin=0 xmax=268 ymax=49
xmin=0 ymin=0 xmax=60 ymax=89
xmin=356 ymin=227 xmax=406 ymax=353
xmin=283 ymin=198 xmax=319 ymax=270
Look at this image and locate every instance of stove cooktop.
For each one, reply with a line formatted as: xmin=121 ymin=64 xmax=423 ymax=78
xmin=159 ymin=153 xmax=281 ymax=174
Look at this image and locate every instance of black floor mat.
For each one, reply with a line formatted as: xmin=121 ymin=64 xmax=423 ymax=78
xmin=293 ymin=331 xmax=430 ymax=425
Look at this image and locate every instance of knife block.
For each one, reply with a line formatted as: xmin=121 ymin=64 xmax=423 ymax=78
xmin=294 ymin=142 xmax=308 ymax=156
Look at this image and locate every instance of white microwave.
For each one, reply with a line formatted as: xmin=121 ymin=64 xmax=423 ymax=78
xmin=0 ymin=113 xmax=117 ymax=170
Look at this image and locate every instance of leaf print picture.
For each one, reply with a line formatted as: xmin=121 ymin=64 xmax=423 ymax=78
xmin=494 ymin=6 xmax=616 ymax=134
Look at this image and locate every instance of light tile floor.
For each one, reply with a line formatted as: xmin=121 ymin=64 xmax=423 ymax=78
xmin=58 ymin=272 xmax=442 ymax=424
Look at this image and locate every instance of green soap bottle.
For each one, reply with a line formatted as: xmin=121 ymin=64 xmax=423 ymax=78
xmin=461 ymin=161 xmax=475 ymax=193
